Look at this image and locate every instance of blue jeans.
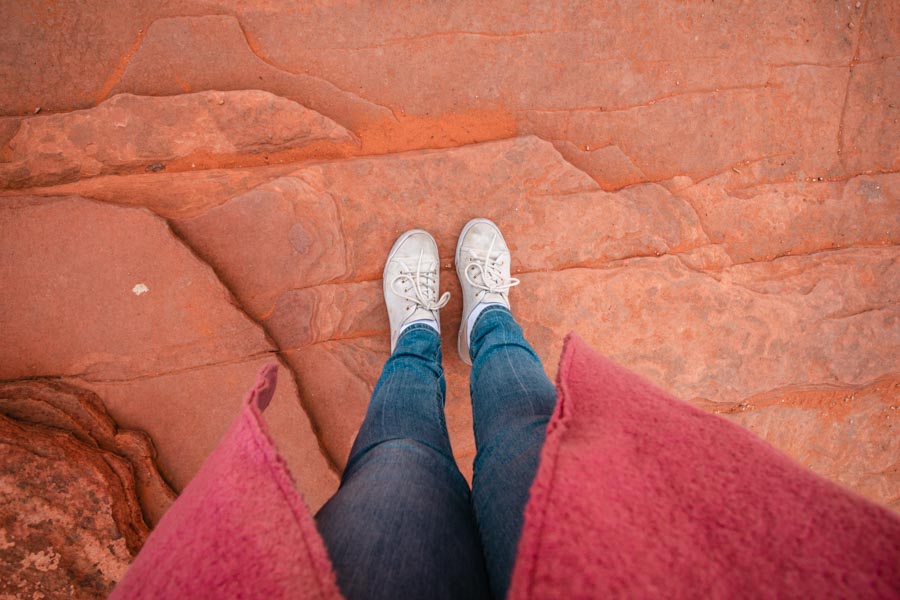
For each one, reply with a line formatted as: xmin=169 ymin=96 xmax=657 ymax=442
xmin=315 ymin=306 xmax=557 ymax=599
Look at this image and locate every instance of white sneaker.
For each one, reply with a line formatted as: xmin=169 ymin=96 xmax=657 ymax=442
xmin=384 ymin=229 xmax=450 ymax=352
xmin=455 ymin=218 xmax=520 ymax=364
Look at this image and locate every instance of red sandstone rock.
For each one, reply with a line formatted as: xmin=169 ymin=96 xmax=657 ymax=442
xmin=8 ymin=164 xmax=300 ymax=219
xmin=709 ymin=377 xmax=900 ymax=509
xmin=0 ymin=0 xmax=151 ymax=114
xmin=0 ymin=197 xmax=268 ymax=381
xmin=0 ymin=90 xmax=355 ymax=188
xmin=242 ymin=7 xmax=829 ymax=115
xmin=174 ymin=137 xmax=708 ymax=320
xmin=0 ymin=415 xmax=143 ymax=598
xmin=110 ymin=15 xmax=394 ymax=132
xmin=678 ymin=173 xmax=900 ymax=264
xmin=0 ymin=379 xmax=175 ymax=526
xmin=82 ymin=354 xmax=338 ymax=511
xmin=0 ymin=117 xmax=20 ymax=153
xmin=0 ymin=196 xmax=337 ymax=508
xmin=549 ymin=140 xmax=647 ymax=190
xmin=839 ymin=57 xmax=900 ymax=175
xmin=5 ymin=3 xmax=893 ymax=187
xmin=857 ymin=0 xmax=899 ymax=62
xmin=521 ymin=250 xmax=898 ymax=400
xmin=235 ymin=1 xmax=888 ymax=183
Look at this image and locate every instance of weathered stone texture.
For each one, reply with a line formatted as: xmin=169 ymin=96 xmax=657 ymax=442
xmin=0 ymin=197 xmax=338 ymax=508
xmin=0 ymin=3 xmax=897 ymax=596
xmin=0 ymin=90 xmax=355 ymax=188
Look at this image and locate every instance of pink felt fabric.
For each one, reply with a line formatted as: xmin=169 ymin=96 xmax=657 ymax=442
xmin=109 ymin=364 xmax=342 ymax=600
xmin=508 ymin=334 xmax=900 ymax=599
xmin=112 ymin=336 xmax=900 ymax=599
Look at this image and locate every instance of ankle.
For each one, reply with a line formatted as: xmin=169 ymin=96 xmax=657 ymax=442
xmin=466 ymin=303 xmax=508 ymax=348
xmin=399 ymin=318 xmax=440 ymax=340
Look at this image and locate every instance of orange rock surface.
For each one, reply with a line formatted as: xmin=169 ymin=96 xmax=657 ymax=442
xmin=0 ymin=379 xmax=175 ymax=526
xmin=0 ymin=90 xmax=356 ymax=188
xmin=0 ymin=379 xmax=172 ymax=598
xmin=1 ymin=1 xmax=898 ymax=595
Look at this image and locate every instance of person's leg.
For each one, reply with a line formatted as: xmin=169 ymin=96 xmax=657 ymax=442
xmin=316 ymin=325 xmax=490 ymax=600
xmin=455 ymin=219 xmax=557 ymax=598
xmin=315 ymin=231 xmax=490 ymax=600
xmin=469 ymin=307 xmax=557 ymax=598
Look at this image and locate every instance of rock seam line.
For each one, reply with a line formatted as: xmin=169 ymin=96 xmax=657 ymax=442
xmin=836 ymin=0 xmax=871 ymax=163
xmin=162 ymin=218 xmax=344 ymax=476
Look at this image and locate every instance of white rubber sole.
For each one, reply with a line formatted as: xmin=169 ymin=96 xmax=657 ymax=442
xmin=455 ymin=218 xmax=500 ymax=365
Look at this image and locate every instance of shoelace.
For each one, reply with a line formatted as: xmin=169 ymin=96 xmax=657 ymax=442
xmin=390 ymin=249 xmax=450 ymax=313
xmin=463 ymin=234 xmax=520 ymax=297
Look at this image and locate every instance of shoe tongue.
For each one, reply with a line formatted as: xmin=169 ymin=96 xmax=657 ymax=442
xmin=409 ymin=305 xmax=437 ymax=322
xmin=400 ymin=254 xmax=437 ymax=270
